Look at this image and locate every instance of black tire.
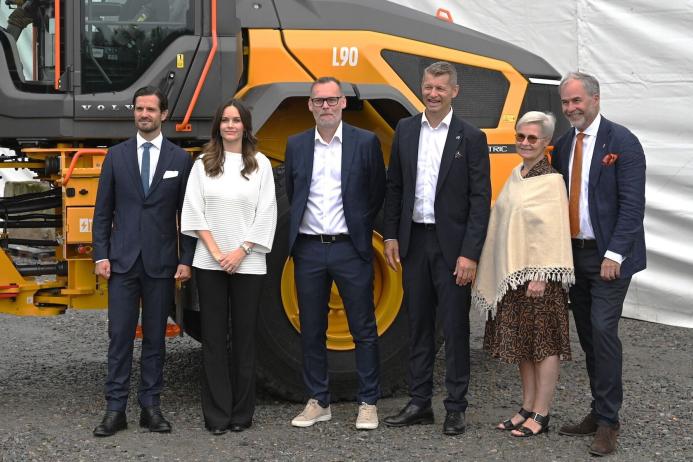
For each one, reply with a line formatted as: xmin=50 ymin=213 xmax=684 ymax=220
xmin=255 ymin=166 xmax=410 ymax=402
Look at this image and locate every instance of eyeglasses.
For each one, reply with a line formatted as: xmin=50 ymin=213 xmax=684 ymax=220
xmin=515 ymin=133 xmax=547 ymax=144
xmin=310 ymin=96 xmax=342 ymax=107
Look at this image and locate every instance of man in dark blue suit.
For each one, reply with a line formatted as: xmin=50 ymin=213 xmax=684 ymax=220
xmin=91 ymin=86 xmax=195 ymax=437
xmin=285 ymin=77 xmax=385 ymax=430
xmin=382 ymin=62 xmax=491 ymax=436
xmin=552 ymin=72 xmax=646 ymax=456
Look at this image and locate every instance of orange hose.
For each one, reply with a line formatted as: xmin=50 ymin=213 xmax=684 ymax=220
xmin=176 ymin=0 xmax=218 ymax=132
xmin=54 ymin=0 xmax=60 ymax=89
xmin=62 ymin=148 xmax=107 ymax=185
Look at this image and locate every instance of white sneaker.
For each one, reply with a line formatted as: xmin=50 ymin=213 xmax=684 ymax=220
xmin=291 ymin=399 xmax=332 ymax=427
xmin=355 ymin=402 xmax=379 ymax=430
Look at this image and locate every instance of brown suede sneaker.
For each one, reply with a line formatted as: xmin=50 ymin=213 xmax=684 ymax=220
xmin=589 ymin=424 xmax=619 ymax=456
xmin=558 ymin=412 xmax=598 ymax=436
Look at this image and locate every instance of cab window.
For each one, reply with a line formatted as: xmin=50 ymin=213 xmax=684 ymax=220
xmin=81 ymin=0 xmax=193 ymax=93
xmin=0 ymin=0 xmax=56 ymax=87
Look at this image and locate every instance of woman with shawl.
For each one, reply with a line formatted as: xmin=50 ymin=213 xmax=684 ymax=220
xmin=473 ymin=111 xmax=574 ymax=437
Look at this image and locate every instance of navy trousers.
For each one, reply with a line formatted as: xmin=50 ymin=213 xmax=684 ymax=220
xmin=402 ymin=224 xmax=471 ymax=413
xmin=292 ymin=235 xmax=380 ymax=405
xmin=570 ymin=245 xmax=631 ymax=426
xmin=105 ymin=256 xmax=173 ymax=412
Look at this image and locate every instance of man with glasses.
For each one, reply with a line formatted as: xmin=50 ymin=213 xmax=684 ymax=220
xmin=284 ymin=76 xmax=385 ymax=430
xmin=383 ymin=61 xmax=491 ymax=435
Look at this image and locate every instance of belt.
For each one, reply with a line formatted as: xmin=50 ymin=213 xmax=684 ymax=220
xmin=571 ymin=238 xmax=597 ymax=249
xmin=299 ymin=233 xmax=350 ymax=244
xmin=412 ymin=222 xmax=436 ymax=230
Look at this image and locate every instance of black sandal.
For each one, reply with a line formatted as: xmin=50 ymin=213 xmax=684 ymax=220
xmin=497 ymin=407 xmax=532 ymax=431
xmin=512 ymin=412 xmax=550 ymax=437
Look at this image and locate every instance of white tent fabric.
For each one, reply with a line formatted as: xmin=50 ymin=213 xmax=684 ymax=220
xmin=394 ymin=0 xmax=693 ymax=327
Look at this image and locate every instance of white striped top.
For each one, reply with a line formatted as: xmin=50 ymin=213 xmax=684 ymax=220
xmin=181 ymin=151 xmax=277 ymax=274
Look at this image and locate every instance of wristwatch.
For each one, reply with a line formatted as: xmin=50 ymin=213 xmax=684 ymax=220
xmin=240 ymin=243 xmax=253 ymax=255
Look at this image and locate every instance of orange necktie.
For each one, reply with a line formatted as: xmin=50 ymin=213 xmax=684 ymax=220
xmin=569 ymin=132 xmax=585 ymax=237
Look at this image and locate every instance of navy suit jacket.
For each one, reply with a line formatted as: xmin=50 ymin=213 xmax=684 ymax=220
xmin=551 ymin=116 xmax=646 ymax=278
xmin=383 ymin=113 xmax=491 ymax=269
xmin=284 ymin=123 xmax=386 ymax=261
xmin=92 ymin=136 xmax=195 ymax=278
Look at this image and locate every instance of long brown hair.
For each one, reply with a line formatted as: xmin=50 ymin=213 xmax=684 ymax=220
xmin=200 ymin=99 xmax=258 ymax=180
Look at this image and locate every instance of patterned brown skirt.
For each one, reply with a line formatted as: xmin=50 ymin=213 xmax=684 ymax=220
xmin=483 ymin=281 xmax=571 ymax=364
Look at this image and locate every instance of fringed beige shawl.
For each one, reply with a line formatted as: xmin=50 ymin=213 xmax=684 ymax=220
xmin=472 ymin=164 xmax=575 ymax=318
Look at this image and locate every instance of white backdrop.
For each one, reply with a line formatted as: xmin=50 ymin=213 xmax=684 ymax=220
xmin=395 ymin=0 xmax=693 ymax=327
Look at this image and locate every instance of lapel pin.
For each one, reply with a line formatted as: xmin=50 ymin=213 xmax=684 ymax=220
xmin=454 ymin=151 xmax=462 ymax=159
xmin=602 ymin=143 xmax=606 ymax=148
xmin=456 ymin=135 xmax=461 ymax=140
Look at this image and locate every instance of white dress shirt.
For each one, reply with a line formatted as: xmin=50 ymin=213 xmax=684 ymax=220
xmin=412 ymin=108 xmax=453 ymax=223
xmin=137 ymin=132 xmax=163 ymax=187
xmin=568 ymin=114 xmax=623 ymax=264
xmin=298 ymin=122 xmax=349 ymax=235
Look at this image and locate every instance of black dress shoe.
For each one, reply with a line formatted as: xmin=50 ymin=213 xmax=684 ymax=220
xmin=93 ymin=410 xmax=127 ymax=437
xmin=383 ymin=403 xmax=434 ymax=427
xmin=229 ymin=423 xmax=251 ymax=432
xmin=443 ymin=411 xmax=466 ymax=435
xmin=139 ymin=406 xmax=172 ymax=433
xmin=209 ymin=427 xmax=228 ymax=436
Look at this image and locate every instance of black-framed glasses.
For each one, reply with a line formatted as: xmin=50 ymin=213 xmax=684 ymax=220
xmin=515 ymin=133 xmax=546 ymax=144
xmin=310 ymin=96 xmax=342 ymax=107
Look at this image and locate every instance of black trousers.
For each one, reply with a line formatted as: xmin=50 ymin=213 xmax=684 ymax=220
xmin=570 ymin=245 xmax=631 ymax=426
xmin=402 ymin=224 xmax=471 ymax=412
xmin=106 ymin=255 xmax=173 ymax=411
xmin=292 ymin=236 xmax=380 ymax=406
xmin=196 ymin=268 xmax=264 ymax=428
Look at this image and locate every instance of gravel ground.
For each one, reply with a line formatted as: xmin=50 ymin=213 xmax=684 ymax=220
xmin=1 ymin=308 xmax=691 ymax=462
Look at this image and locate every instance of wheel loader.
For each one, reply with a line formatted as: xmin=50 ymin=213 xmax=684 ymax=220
xmin=0 ymin=0 xmax=567 ymax=400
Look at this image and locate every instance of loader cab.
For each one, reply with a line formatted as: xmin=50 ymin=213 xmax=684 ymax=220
xmin=0 ymin=0 xmax=240 ymax=145
xmin=0 ymin=0 xmax=192 ymax=89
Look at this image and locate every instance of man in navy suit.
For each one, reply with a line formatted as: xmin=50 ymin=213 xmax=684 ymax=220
xmin=285 ymin=77 xmax=385 ymax=430
xmin=92 ymin=86 xmax=195 ymax=437
xmin=382 ymin=61 xmax=491 ymax=435
xmin=552 ymin=72 xmax=646 ymax=456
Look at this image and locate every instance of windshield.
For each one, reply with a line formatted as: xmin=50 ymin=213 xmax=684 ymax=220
xmin=81 ymin=0 xmax=193 ymax=93
xmin=0 ymin=0 xmax=55 ymax=84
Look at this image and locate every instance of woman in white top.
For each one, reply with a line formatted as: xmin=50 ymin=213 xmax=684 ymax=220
xmin=181 ymin=99 xmax=277 ymax=435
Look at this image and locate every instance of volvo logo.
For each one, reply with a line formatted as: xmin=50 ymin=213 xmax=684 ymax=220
xmin=80 ymin=104 xmax=134 ymax=111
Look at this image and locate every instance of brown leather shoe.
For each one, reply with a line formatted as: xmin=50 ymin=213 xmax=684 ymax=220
xmin=558 ymin=412 xmax=598 ymax=436
xmin=589 ymin=424 xmax=619 ymax=456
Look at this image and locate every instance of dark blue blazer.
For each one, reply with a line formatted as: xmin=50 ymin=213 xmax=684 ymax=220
xmin=284 ymin=123 xmax=386 ymax=261
xmin=92 ymin=137 xmax=195 ymax=277
xmin=383 ymin=113 xmax=491 ymax=269
xmin=551 ymin=116 xmax=646 ymax=278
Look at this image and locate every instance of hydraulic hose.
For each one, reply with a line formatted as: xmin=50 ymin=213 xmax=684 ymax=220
xmin=16 ymin=261 xmax=68 ymax=276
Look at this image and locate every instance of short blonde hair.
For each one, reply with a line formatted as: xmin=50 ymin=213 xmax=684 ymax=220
xmin=422 ymin=61 xmax=457 ymax=86
xmin=516 ymin=111 xmax=556 ymax=139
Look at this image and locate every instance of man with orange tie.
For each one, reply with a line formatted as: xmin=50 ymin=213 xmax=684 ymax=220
xmin=551 ymin=72 xmax=646 ymax=456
